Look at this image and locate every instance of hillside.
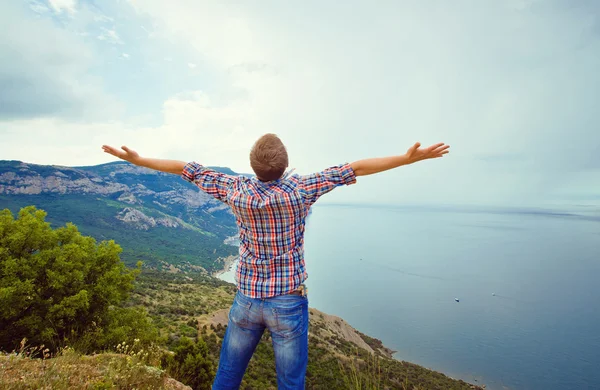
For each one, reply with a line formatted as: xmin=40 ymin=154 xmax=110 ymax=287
xmin=0 ymin=268 xmax=484 ymax=389
xmin=0 ymin=160 xmax=241 ymax=272
xmin=130 ymin=272 xmax=484 ymax=390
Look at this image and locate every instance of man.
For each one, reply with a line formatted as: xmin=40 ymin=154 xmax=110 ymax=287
xmin=102 ymin=134 xmax=449 ymax=389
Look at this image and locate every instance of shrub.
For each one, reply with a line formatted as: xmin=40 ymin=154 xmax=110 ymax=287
xmin=161 ymin=336 xmax=214 ymax=390
xmin=0 ymin=206 xmax=154 ymax=353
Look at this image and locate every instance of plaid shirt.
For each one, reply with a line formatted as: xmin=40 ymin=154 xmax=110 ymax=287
xmin=182 ymin=162 xmax=357 ymax=298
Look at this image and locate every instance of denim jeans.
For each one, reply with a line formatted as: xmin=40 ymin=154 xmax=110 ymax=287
xmin=212 ymin=290 xmax=309 ymax=390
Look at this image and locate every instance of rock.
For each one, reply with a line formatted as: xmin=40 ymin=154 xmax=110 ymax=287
xmin=117 ymin=192 xmax=139 ymax=204
xmin=157 ymin=217 xmax=180 ymax=228
xmin=116 ymin=207 xmax=185 ymax=230
xmin=164 ymin=377 xmax=192 ymax=390
xmin=116 ymin=208 xmax=157 ymax=230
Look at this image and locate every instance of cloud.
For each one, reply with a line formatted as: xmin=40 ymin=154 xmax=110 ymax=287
xmin=0 ymin=2 xmax=120 ymax=120
xmin=97 ymin=27 xmax=124 ymax=44
xmin=29 ymin=1 xmax=50 ymax=14
xmin=48 ymin=0 xmax=78 ymax=15
xmin=118 ymin=0 xmax=600 ymax=205
xmin=1 ymin=0 xmax=599 ymax=206
xmin=0 ymin=90 xmax=256 ymax=170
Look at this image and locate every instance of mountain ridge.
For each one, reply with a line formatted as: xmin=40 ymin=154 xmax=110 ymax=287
xmin=0 ymin=159 xmax=242 ymax=272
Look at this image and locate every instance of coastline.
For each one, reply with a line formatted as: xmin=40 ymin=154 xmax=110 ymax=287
xmin=211 ymin=256 xmax=485 ymax=389
xmin=211 ymin=255 xmax=398 ymax=360
xmin=212 ymin=235 xmax=240 ymax=279
xmin=211 ymin=255 xmax=238 ymax=279
xmin=211 ymin=267 xmax=484 ymax=388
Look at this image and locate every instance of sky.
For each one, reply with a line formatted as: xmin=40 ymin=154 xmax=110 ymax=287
xmin=0 ymin=0 xmax=599 ymax=206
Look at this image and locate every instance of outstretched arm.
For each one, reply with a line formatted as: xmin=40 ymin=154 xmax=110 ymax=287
xmin=350 ymin=142 xmax=449 ymax=177
xmin=102 ymin=145 xmax=186 ymax=175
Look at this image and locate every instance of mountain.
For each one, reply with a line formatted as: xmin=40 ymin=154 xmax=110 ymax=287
xmin=0 ymin=160 xmax=242 ymax=273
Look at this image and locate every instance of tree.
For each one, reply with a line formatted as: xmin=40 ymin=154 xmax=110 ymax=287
xmin=0 ymin=206 xmax=140 ymax=352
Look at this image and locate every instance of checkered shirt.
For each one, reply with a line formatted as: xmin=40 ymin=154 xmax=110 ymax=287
xmin=182 ymin=162 xmax=357 ymax=298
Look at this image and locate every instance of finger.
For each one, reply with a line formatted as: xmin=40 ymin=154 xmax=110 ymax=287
xmin=121 ymin=146 xmax=131 ymax=153
xmin=428 ymin=142 xmax=445 ymax=151
xmin=410 ymin=142 xmax=421 ymax=153
xmin=430 ymin=146 xmax=449 ymax=155
xmin=102 ymin=145 xmax=122 ymax=156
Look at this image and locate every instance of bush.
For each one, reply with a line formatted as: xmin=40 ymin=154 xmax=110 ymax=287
xmin=0 ymin=206 xmax=153 ymax=353
xmin=75 ymin=306 xmax=161 ymax=354
xmin=161 ymin=337 xmax=214 ymax=390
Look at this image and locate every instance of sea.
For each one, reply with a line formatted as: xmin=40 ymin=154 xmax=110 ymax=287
xmin=218 ymin=203 xmax=600 ymax=390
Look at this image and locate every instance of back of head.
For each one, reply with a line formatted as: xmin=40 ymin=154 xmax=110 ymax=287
xmin=250 ymin=133 xmax=289 ymax=182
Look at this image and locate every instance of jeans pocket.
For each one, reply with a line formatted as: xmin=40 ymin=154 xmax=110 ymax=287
xmin=229 ymin=298 xmax=252 ymax=328
xmin=272 ymin=300 xmax=306 ymax=339
xmin=234 ymin=292 xmax=252 ymax=310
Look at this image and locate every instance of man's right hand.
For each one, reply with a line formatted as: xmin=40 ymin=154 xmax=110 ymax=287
xmin=350 ymin=142 xmax=450 ymax=177
xmin=405 ymin=142 xmax=450 ymax=163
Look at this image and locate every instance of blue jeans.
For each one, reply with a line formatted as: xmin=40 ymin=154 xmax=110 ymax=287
xmin=212 ymin=290 xmax=309 ymax=390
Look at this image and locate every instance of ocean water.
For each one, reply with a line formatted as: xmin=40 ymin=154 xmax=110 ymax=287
xmin=219 ymin=204 xmax=600 ymax=390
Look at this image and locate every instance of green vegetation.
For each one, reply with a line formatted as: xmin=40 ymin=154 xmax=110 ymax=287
xmin=0 ymin=206 xmax=483 ymax=389
xmin=161 ymin=337 xmax=214 ymax=390
xmin=0 ymin=195 xmax=237 ymax=272
xmin=0 ymin=206 xmax=157 ymax=353
xmin=356 ymin=330 xmax=395 ymax=357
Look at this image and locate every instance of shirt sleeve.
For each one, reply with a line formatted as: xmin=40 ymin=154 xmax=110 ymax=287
xmin=181 ymin=162 xmax=235 ymax=203
xmin=299 ymin=163 xmax=357 ymax=206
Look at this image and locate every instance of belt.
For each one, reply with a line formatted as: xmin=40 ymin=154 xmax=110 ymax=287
xmin=287 ymin=284 xmax=307 ymax=297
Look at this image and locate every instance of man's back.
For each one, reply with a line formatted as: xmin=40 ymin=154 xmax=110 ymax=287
xmin=182 ymin=162 xmax=357 ymax=298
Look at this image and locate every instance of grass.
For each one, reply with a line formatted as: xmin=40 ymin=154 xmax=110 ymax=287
xmin=339 ymin=350 xmax=383 ymax=390
xmin=128 ymin=272 xmax=235 ymax=346
xmin=0 ymin=339 xmax=182 ymax=390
